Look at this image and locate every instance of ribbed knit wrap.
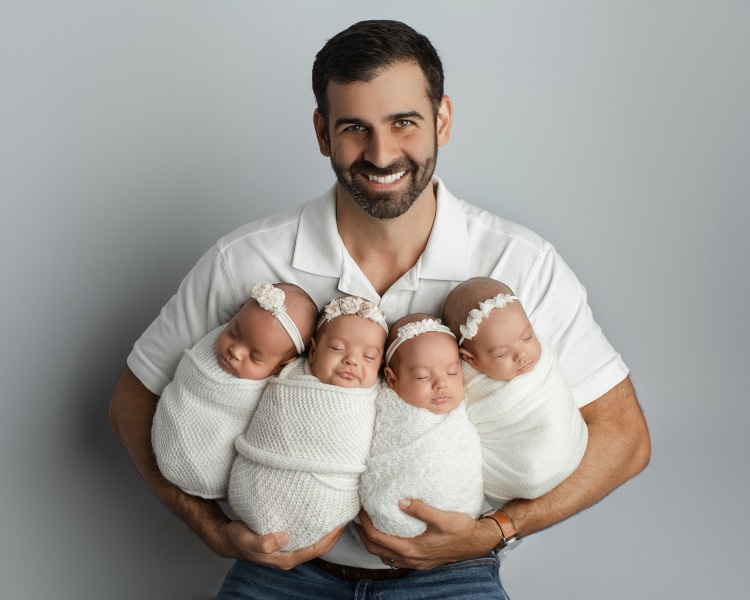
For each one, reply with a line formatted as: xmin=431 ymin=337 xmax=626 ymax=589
xmin=151 ymin=325 xmax=268 ymax=499
xmin=462 ymin=344 xmax=588 ymax=504
xmin=229 ymin=358 xmax=378 ymax=550
xmin=359 ymin=387 xmax=485 ymax=538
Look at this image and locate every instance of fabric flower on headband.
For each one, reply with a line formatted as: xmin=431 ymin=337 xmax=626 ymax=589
xmin=458 ymin=293 xmax=519 ymax=345
xmin=385 ymin=318 xmax=455 ymax=366
xmin=249 ymin=282 xmax=286 ymax=316
xmin=248 ymin=282 xmax=305 ymax=354
xmin=317 ymin=296 xmax=388 ymax=332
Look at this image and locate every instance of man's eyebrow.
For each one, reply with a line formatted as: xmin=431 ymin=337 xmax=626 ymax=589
xmin=386 ymin=110 xmax=425 ymax=122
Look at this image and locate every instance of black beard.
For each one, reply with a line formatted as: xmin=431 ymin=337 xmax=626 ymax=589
xmin=331 ymin=152 xmax=437 ymax=220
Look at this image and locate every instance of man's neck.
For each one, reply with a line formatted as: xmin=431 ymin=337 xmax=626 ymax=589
xmin=336 ymin=183 xmax=438 ymax=296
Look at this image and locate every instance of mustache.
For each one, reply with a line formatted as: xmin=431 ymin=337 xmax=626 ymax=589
xmin=349 ymin=159 xmax=414 ymax=177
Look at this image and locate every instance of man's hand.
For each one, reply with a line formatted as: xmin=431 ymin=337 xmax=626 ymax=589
xmin=224 ymin=521 xmax=344 ymax=570
xmin=354 ymin=376 xmax=650 ymax=571
xmin=354 ymin=501 xmax=499 ymax=570
xmin=109 ymin=365 xmax=342 ymax=568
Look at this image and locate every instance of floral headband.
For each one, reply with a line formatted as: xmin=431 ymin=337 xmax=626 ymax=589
xmin=316 ymin=296 xmax=388 ymax=333
xmin=385 ymin=318 xmax=456 ymax=367
xmin=248 ymin=282 xmax=306 ymax=354
xmin=458 ymin=293 xmax=519 ymax=346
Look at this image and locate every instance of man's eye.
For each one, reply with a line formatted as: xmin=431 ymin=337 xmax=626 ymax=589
xmin=394 ymin=119 xmax=412 ymax=128
xmin=345 ymin=125 xmax=365 ymax=133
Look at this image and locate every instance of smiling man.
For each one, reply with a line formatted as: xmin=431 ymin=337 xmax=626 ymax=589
xmin=110 ymin=20 xmax=650 ymax=599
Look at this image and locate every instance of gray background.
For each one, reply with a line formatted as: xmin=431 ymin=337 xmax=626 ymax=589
xmin=2 ymin=1 xmax=748 ymax=598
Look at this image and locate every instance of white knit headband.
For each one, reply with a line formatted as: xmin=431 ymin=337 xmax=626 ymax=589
xmin=458 ymin=293 xmax=519 ymax=346
xmin=385 ymin=318 xmax=456 ymax=367
xmin=316 ymin=296 xmax=389 ymax=333
xmin=248 ymin=282 xmax=306 ymax=354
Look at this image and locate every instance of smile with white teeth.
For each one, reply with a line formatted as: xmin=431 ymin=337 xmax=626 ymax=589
xmin=367 ymin=171 xmax=405 ymax=184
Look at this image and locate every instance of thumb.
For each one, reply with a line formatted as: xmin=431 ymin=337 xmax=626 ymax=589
xmin=398 ymin=498 xmax=440 ymax=523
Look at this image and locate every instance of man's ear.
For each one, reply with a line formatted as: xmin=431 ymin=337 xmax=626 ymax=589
xmin=436 ymin=95 xmax=453 ymax=147
xmin=384 ymin=366 xmax=397 ymax=390
xmin=313 ymin=110 xmax=331 ymax=157
xmin=458 ymin=346 xmax=476 ymax=367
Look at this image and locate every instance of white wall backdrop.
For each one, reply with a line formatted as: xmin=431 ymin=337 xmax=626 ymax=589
xmin=2 ymin=1 xmax=748 ymax=598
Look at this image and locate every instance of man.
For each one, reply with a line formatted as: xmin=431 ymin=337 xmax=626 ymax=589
xmin=110 ymin=20 xmax=650 ymax=599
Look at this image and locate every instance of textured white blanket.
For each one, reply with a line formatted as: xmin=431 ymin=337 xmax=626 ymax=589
xmin=152 ymin=325 xmax=268 ymax=499
xmin=229 ymin=358 xmax=378 ymax=550
xmin=359 ymin=388 xmax=485 ymax=538
xmin=463 ymin=344 xmax=588 ymax=504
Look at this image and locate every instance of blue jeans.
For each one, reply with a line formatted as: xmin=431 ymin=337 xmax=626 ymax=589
xmin=216 ymin=555 xmax=510 ymax=599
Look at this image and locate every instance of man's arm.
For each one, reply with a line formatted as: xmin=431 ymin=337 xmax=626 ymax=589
xmin=355 ymin=376 xmax=650 ymax=569
xmin=109 ymin=365 xmax=343 ymax=568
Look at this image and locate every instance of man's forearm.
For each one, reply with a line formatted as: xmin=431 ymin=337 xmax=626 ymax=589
xmin=109 ymin=365 xmax=237 ymax=559
xmin=502 ymin=376 xmax=650 ymax=538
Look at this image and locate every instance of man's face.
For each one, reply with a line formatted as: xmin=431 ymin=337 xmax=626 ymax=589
xmin=385 ymin=332 xmax=463 ymax=414
xmin=308 ymin=314 xmax=386 ymax=388
xmin=314 ymin=61 xmax=452 ymax=219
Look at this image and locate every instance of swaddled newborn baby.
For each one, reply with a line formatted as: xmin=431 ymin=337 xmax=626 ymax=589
xmin=359 ymin=314 xmax=484 ymax=538
xmin=443 ymin=277 xmax=588 ymax=504
xmin=152 ymin=282 xmax=316 ymax=499
xmin=229 ymin=296 xmax=388 ymax=550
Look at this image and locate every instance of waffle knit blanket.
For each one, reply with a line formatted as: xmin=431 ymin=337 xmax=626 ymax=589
xmin=359 ymin=387 xmax=485 ymax=538
xmin=152 ymin=325 xmax=268 ymax=499
xmin=229 ymin=358 xmax=378 ymax=550
xmin=462 ymin=344 xmax=588 ymax=504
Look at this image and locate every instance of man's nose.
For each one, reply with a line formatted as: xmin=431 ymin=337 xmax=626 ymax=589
xmin=364 ymin=129 xmax=399 ymax=168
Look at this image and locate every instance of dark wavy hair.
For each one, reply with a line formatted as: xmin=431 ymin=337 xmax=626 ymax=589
xmin=312 ymin=20 xmax=444 ymax=121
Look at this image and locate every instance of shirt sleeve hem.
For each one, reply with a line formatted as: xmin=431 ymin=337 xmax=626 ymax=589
xmin=571 ymin=358 xmax=629 ymax=408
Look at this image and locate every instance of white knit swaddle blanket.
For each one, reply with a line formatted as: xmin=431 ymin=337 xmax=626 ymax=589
xmin=462 ymin=344 xmax=588 ymax=504
xmin=359 ymin=387 xmax=485 ymax=538
xmin=229 ymin=358 xmax=378 ymax=550
xmin=152 ymin=325 xmax=268 ymax=499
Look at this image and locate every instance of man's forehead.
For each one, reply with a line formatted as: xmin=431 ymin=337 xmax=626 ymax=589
xmin=324 ymin=62 xmax=432 ymax=118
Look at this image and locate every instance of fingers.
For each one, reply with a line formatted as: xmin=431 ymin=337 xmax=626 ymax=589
xmin=227 ymin=520 xmax=345 ymax=570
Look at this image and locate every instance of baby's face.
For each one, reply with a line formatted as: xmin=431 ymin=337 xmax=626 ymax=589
xmin=215 ymin=301 xmax=295 ymax=380
xmin=308 ymin=314 xmax=386 ymax=388
xmin=463 ymin=303 xmax=542 ymax=381
xmin=386 ymin=332 xmax=463 ymax=414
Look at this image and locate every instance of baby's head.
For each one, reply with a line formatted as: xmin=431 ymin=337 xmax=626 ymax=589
xmin=215 ymin=282 xmax=318 ymax=380
xmin=308 ymin=296 xmax=388 ymax=388
xmin=384 ymin=314 xmax=463 ymax=415
xmin=443 ymin=277 xmax=542 ymax=382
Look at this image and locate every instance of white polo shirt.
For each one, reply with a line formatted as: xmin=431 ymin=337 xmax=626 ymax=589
xmin=128 ymin=177 xmax=627 ymax=568
xmin=128 ymin=177 xmax=626 ymax=405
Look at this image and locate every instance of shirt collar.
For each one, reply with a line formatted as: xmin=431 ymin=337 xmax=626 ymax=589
xmin=292 ymin=184 xmax=342 ymax=278
xmin=292 ymin=177 xmax=468 ymax=283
